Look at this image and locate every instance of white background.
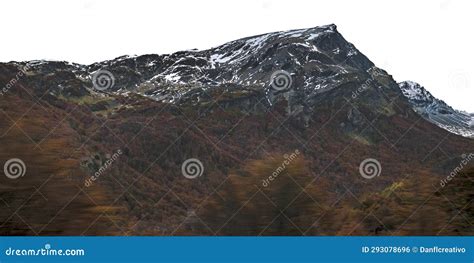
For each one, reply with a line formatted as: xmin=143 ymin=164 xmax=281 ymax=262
xmin=1 ymin=0 xmax=472 ymax=112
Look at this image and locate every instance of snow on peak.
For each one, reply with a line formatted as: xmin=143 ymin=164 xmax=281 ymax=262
xmin=399 ymin=81 xmax=474 ymax=138
xmin=398 ymin=81 xmax=438 ymax=104
xmin=208 ymin=24 xmax=340 ymax=66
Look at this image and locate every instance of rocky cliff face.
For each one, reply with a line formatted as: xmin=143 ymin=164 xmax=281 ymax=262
xmin=399 ymin=81 xmax=473 ymax=138
xmin=8 ymin=25 xmax=472 ymax=138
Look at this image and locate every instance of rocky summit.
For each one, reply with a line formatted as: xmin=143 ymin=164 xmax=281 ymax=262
xmin=0 ymin=24 xmax=473 ymax=236
xmin=399 ymin=81 xmax=474 ymax=138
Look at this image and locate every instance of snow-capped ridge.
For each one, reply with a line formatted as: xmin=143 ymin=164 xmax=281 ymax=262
xmin=399 ymin=81 xmax=473 ymax=138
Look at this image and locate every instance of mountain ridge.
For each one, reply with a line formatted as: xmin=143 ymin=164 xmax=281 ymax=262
xmin=399 ymin=80 xmax=473 ymax=138
xmin=1 ymin=24 xmax=473 ymax=236
xmin=4 ymin=24 xmax=472 ymax=138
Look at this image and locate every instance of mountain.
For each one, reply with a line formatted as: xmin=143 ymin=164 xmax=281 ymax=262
xmin=1 ymin=24 xmax=473 ymax=236
xmin=399 ymin=81 xmax=473 ymax=138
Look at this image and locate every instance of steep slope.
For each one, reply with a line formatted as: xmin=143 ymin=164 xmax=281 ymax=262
xmin=10 ymin=24 xmax=382 ymax=103
xmin=0 ymin=75 xmax=121 ymax=235
xmin=399 ymin=81 xmax=474 ymax=138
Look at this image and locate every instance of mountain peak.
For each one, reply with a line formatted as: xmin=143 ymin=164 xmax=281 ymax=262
xmin=399 ymin=81 xmax=474 ymax=138
xmin=305 ymin=23 xmax=338 ymax=32
xmin=398 ymin=81 xmax=436 ymax=104
xmin=228 ymin=23 xmax=339 ymax=44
